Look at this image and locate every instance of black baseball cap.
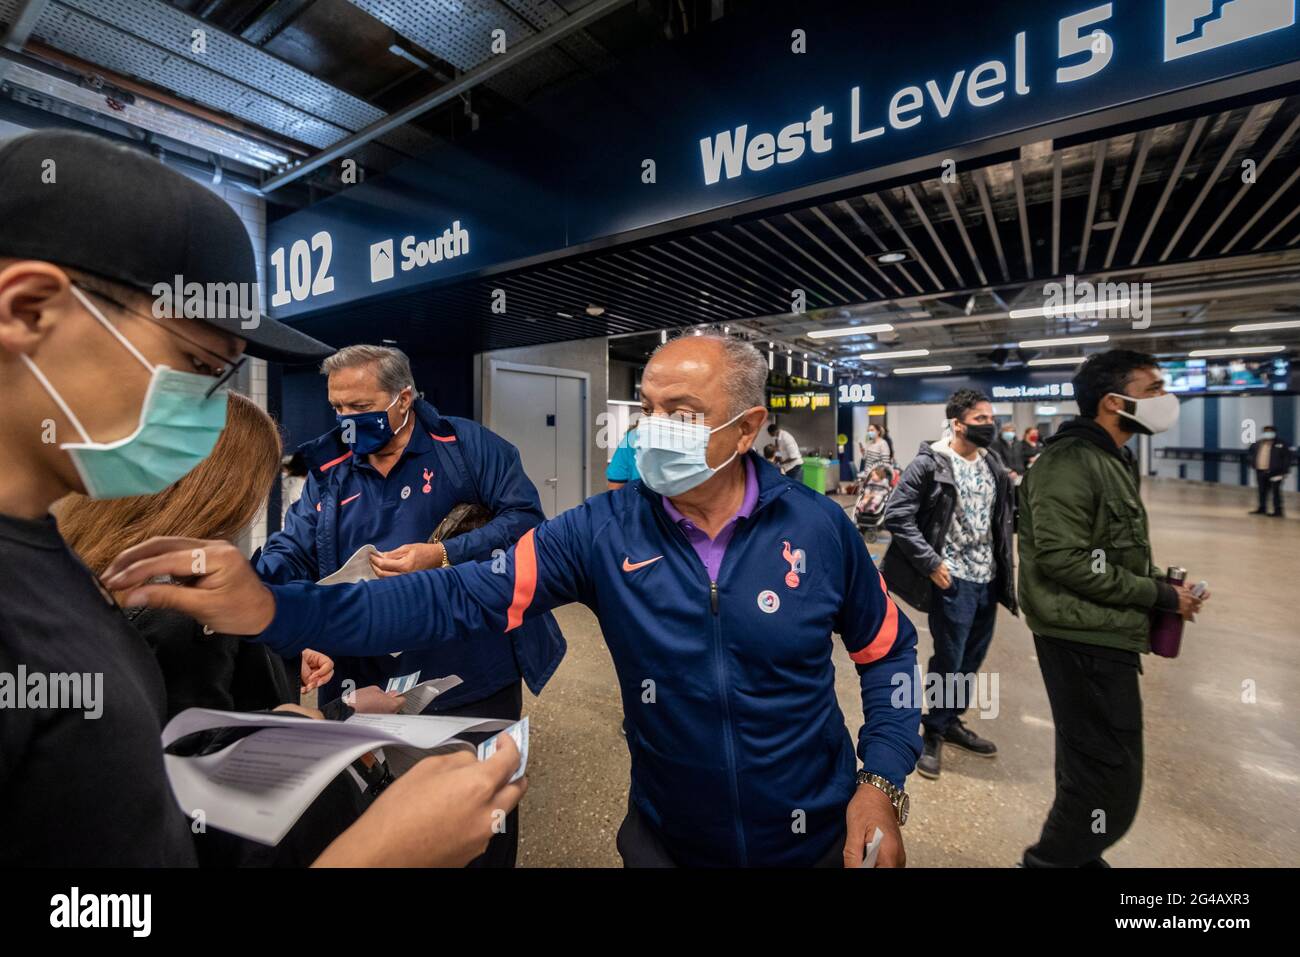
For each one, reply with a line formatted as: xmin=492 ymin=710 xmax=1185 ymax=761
xmin=0 ymin=129 xmax=333 ymax=364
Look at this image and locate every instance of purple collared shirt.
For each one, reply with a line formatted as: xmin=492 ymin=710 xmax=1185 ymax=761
xmin=662 ymin=458 xmax=759 ymax=582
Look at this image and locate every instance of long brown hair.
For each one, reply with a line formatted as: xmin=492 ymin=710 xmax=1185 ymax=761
xmin=55 ymin=392 xmax=283 ymax=575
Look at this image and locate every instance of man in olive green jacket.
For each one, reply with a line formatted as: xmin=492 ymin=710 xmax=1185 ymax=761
xmin=1018 ymin=350 xmax=1208 ymax=868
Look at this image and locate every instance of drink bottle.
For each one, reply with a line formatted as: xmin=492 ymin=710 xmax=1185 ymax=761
xmin=1149 ymin=566 xmax=1187 ymax=658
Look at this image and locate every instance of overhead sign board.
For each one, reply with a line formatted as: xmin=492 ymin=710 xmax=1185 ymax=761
xmin=268 ymin=0 xmax=1300 ymax=321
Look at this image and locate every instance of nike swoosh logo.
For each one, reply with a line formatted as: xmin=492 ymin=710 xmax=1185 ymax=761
xmin=622 ymin=555 xmax=663 ymax=573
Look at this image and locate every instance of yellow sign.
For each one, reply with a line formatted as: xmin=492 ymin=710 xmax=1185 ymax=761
xmin=768 ymin=394 xmax=788 ymax=409
xmin=789 ymin=393 xmax=812 ymax=409
xmin=811 ymin=393 xmax=830 ymax=410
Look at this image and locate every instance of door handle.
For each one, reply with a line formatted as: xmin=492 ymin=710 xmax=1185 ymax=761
xmin=545 ymin=477 xmax=559 ymax=485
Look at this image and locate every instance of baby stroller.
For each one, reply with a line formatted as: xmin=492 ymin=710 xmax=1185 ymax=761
xmin=853 ymin=464 xmax=895 ymax=543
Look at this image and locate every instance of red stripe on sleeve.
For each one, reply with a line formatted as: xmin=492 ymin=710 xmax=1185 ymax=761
xmin=319 ymin=450 xmax=353 ymax=471
xmin=849 ymin=571 xmax=900 ymax=665
xmin=505 ymin=528 xmax=538 ymax=632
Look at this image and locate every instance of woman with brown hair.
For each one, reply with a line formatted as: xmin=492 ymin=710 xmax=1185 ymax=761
xmin=56 ymin=393 xmax=381 ymax=866
xmin=55 ymin=392 xmax=334 ymax=716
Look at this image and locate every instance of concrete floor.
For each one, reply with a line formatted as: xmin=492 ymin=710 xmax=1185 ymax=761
xmin=515 ymin=478 xmax=1300 ymax=867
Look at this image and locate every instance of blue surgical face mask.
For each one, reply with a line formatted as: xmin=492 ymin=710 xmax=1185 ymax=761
xmin=21 ymin=286 xmax=229 ymax=499
xmin=1001 ymin=430 xmax=1016 ymax=442
xmin=338 ymin=391 xmax=409 ymax=455
xmin=633 ymin=410 xmax=744 ymax=497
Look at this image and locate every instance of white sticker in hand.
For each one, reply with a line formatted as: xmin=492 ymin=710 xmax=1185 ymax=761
xmin=385 ymin=671 xmax=421 ymax=694
xmin=859 ymin=827 xmax=884 ymax=868
xmin=477 ymin=716 xmax=529 ymax=783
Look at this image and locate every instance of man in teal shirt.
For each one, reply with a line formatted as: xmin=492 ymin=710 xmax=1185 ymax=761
xmin=607 ymin=424 xmax=640 ymax=489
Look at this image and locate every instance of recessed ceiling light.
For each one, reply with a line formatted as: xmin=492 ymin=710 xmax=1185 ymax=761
xmin=1230 ymin=320 xmax=1300 ymax=333
xmin=859 ymin=348 xmax=931 ymax=360
xmin=1188 ymin=346 xmax=1285 ymax=357
xmin=1018 ymin=335 xmax=1110 ymax=348
xmin=807 ymin=323 xmax=895 ymax=339
xmin=877 ymin=251 xmax=908 ymax=264
xmin=556 ymin=312 xmax=573 ymax=318
xmin=893 ymin=364 xmax=952 ymax=375
xmin=586 ymin=304 xmax=605 ymax=317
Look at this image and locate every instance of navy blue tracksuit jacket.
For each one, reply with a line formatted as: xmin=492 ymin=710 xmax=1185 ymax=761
xmin=255 ymin=398 xmax=565 ymax=706
xmin=255 ymin=452 xmax=922 ymax=866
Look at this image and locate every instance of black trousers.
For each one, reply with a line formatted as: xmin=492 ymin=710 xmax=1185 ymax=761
xmin=1257 ymin=470 xmax=1284 ymax=514
xmin=615 ymin=798 xmax=845 ymax=867
xmin=1025 ymin=635 xmax=1143 ymax=868
xmin=436 ymin=680 xmax=523 ymax=869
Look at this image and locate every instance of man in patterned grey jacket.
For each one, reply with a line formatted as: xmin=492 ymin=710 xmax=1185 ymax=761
xmin=881 ymin=390 xmax=1018 ymax=779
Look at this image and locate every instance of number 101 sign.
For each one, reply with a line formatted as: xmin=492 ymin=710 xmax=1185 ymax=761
xmin=838 ymin=382 xmax=875 ymax=405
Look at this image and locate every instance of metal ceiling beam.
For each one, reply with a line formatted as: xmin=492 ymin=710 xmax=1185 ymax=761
xmin=259 ymin=0 xmax=633 ymax=191
xmin=1051 ymin=152 xmax=1062 ymax=275
xmin=0 ymin=0 xmax=48 ymax=83
xmin=733 ymin=223 xmax=849 ymax=305
xmin=1194 ymin=107 xmax=1300 ymax=257
xmin=635 ymin=244 xmax=775 ymax=316
xmin=940 ymin=180 xmax=987 ymax=287
xmin=782 ymin=211 xmax=885 ymax=300
xmin=711 ymin=230 xmax=840 ymax=308
xmin=870 ymin=193 xmax=944 ymax=289
xmin=1012 ymin=159 xmax=1034 ymax=279
xmin=1161 ymin=103 xmax=1267 ymax=261
xmin=762 ymin=217 xmax=869 ymax=301
xmin=809 ymin=206 xmax=904 ymax=297
xmin=1133 ymin=115 xmax=1209 ymax=263
xmin=1241 ymin=166 xmax=1300 ymax=250
xmin=972 ymin=167 xmax=1011 ymax=283
xmin=1077 ymin=139 xmax=1108 ymax=272
xmin=904 ymin=185 xmax=964 ymax=287
xmin=835 ymin=199 xmax=920 ymax=294
xmin=1104 ymin=129 xmax=1152 ymax=269
xmin=681 ymin=235 xmax=797 ymax=302
xmin=667 ymin=238 xmax=790 ymax=310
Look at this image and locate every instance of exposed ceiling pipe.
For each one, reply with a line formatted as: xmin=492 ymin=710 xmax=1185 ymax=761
xmin=0 ymin=0 xmax=48 ymax=84
xmin=22 ymin=39 xmax=311 ymax=159
xmin=259 ymin=0 xmax=636 ymax=193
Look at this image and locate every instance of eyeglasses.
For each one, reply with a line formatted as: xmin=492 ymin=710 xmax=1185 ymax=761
xmin=75 ymin=285 xmax=248 ymax=399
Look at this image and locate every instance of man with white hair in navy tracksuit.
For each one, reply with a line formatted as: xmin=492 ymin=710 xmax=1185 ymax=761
xmin=104 ymin=334 xmax=924 ymax=867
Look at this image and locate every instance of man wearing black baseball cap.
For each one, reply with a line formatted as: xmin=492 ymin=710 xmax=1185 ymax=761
xmin=0 ymin=130 xmax=525 ymax=866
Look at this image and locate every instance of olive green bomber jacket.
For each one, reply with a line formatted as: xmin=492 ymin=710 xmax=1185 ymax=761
xmin=1017 ymin=417 xmax=1176 ymax=653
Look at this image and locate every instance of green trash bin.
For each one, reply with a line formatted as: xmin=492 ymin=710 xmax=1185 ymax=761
xmin=801 ymin=457 xmax=830 ymax=494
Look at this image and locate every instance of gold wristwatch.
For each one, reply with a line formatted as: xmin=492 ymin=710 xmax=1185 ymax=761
xmin=856 ymin=771 xmax=909 ymax=825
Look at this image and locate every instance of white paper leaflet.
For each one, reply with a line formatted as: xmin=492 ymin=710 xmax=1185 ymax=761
xmin=161 ymin=708 xmax=517 ymax=846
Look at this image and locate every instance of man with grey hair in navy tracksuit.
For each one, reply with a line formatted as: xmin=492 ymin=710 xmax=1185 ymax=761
xmin=105 ymin=335 xmax=924 ymax=867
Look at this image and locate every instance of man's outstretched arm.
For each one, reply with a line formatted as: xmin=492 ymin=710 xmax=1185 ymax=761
xmin=101 ymin=504 xmax=594 ymax=656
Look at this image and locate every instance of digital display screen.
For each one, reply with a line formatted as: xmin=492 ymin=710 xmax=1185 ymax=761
xmin=1162 ymin=360 xmax=1207 ymax=394
xmin=1161 ymin=358 xmax=1289 ymax=394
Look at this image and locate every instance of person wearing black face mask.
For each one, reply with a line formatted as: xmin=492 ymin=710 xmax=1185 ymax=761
xmin=881 ymin=390 xmax=1017 ymax=779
